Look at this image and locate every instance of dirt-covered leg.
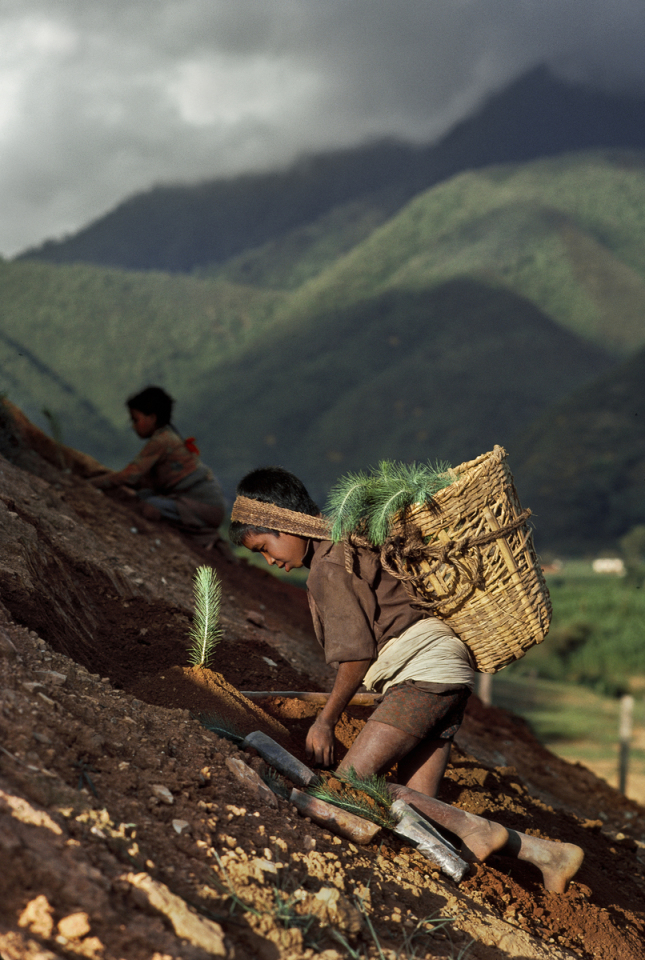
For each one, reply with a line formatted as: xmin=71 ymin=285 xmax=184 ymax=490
xmin=338 ymin=721 xmax=452 ymax=799
xmin=337 ymin=719 xmax=420 ymax=779
xmin=398 ymin=737 xmax=452 ymax=797
xmin=388 ymin=784 xmax=509 ymax=862
xmin=500 ymin=830 xmax=584 ymax=893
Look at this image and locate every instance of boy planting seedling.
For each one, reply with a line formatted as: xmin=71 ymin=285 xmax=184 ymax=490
xmin=230 ymin=466 xmax=584 ymax=892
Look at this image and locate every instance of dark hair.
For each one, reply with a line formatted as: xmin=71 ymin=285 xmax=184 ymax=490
xmin=229 ymin=466 xmax=319 ymax=546
xmin=126 ymin=386 xmax=174 ymax=427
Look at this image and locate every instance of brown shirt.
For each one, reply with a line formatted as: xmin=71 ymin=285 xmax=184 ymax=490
xmin=306 ymin=540 xmax=424 ymax=667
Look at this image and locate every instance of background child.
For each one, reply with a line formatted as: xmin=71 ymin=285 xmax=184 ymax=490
xmin=92 ymin=385 xmax=226 ymax=549
xmin=229 ymin=465 xmax=584 ymax=892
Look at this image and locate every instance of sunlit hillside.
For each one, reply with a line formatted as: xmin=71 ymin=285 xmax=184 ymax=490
xmin=3 ymin=149 xmax=645 ymax=552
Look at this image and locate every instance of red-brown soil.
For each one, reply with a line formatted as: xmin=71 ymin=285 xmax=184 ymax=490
xmin=1 ymin=405 xmax=644 ymax=959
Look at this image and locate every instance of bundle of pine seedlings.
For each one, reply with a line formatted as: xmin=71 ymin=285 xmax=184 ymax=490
xmin=325 ymin=459 xmax=454 ymax=546
xmin=306 ymin=768 xmax=397 ymax=829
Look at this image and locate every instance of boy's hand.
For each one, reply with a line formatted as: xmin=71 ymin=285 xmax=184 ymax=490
xmin=306 ymin=716 xmax=336 ymax=766
xmin=305 ymin=659 xmax=371 ymax=767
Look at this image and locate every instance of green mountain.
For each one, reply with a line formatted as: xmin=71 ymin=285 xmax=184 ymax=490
xmin=184 ymin=278 xmax=613 ymax=507
xmin=18 ymin=67 xmax=645 ymax=274
xmin=0 ymin=259 xmax=282 ymax=463
xmin=0 ymin=322 xmax=122 ymax=462
xmin=200 ymin=194 xmax=404 ymax=291
xmin=268 ymin=150 xmax=645 ymax=358
xmin=5 ymin=148 xmax=645 ymax=553
xmin=512 ymin=346 xmax=645 ymax=553
xmin=175 ymin=149 xmax=645 ymax=525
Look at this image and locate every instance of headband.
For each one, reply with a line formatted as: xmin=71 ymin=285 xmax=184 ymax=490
xmin=230 ymin=495 xmax=331 ymax=540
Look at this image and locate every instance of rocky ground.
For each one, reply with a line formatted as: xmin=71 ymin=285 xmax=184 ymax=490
xmin=1 ymin=402 xmax=645 ymax=960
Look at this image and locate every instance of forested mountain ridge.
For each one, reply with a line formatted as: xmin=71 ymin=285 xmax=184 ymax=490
xmin=17 ymin=66 xmax=645 ymax=274
xmin=182 ymin=277 xmax=614 ymax=509
xmin=4 ymin=148 xmax=645 ymax=549
xmin=266 ymin=150 xmax=645 ymax=358
xmin=0 ymin=259 xmax=284 ymax=463
xmin=511 ymin=346 xmax=645 ymax=552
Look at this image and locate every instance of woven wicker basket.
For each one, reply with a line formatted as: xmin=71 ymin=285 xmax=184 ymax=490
xmin=389 ymin=445 xmax=551 ymax=674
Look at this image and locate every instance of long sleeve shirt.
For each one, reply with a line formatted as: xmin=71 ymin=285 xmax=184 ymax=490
xmin=98 ymin=426 xmax=208 ymax=494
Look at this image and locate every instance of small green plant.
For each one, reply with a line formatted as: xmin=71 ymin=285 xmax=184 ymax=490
xmin=306 ymin=769 xmax=397 ymax=829
xmin=210 ymin=853 xmax=263 ymax=918
xmin=188 ymin=565 xmax=222 ymax=668
xmin=326 ymin=459 xmax=453 ymax=545
xmin=335 ymin=767 xmax=393 ymax=809
xmin=210 ymin=853 xmax=325 ymax=951
xmin=332 ymin=896 xmax=467 ymax=960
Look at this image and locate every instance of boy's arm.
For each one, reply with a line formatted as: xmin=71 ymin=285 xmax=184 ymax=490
xmin=306 ymin=659 xmax=371 ymax=766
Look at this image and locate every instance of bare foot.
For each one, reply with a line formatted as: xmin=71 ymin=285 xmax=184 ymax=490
xmin=505 ymin=830 xmax=585 ymax=892
xmin=458 ymin=816 xmax=509 ymax=863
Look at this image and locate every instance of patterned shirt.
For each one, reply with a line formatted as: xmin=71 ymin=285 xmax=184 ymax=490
xmin=99 ymin=426 xmax=210 ymax=494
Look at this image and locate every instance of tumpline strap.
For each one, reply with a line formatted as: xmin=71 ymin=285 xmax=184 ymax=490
xmin=230 ymin=496 xmax=331 ymax=540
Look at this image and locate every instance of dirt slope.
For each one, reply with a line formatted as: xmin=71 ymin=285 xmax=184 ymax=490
xmin=1 ymin=408 xmax=645 ymax=960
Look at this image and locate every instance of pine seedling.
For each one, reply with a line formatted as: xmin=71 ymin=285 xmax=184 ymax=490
xmin=306 ymin=774 xmax=397 ymax=829
xmin=335 ymin=767 xmax=393 ymax=810
xmin=42 ymin=407 xmax=67 ymax=470
xmin=326 ymin=468 xmax=372 ymax=542
xmin=188 ymin=565 xmax=222 ymax=668
xmin=366 ymin=459 xmax=453 ymax=545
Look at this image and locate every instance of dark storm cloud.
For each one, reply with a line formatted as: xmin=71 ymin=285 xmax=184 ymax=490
xmin=1 ymin=0 xmax=644 ymax=256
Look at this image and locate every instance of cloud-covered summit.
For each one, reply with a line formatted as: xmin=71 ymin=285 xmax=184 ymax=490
xmin=1 ymin=0 xmax=645 ymax=257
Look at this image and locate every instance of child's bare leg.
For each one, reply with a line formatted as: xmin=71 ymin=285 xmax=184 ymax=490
xmin=389 ymin=783 xmax=509 ymax=862
xmin=500 ymin=830 xmax=584 ymax=893
xmin=337 ymin=719 xmax=418 ymax=779
xmin=398 ymin=737 xmax=452 ymax=797
xmin=338 ymin=721 xmax=452 ymax=797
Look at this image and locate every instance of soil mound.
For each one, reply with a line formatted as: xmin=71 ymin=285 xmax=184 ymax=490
xmin=1 ymin=401 xmax=644 ymax=959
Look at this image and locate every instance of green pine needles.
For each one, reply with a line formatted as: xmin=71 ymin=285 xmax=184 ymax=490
xmin=325 ymin=459 xmax=454 ymax=545
xmin=306 ymin=768 xmax=397 ymax=829
xmin=335 ymin=767 xmax=393 ymax=810
xmin=188 ymin=565 xmax=223 ymax=668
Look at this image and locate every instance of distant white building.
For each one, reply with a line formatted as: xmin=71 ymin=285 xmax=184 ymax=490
xmin=592 ymin=557 xmax=625 ymax=575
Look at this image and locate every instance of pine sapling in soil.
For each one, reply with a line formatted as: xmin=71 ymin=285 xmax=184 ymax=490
xmin=188 ymin=565 xmax=222 ymax=669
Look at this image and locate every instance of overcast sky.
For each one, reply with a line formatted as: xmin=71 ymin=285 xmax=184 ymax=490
xmin=1 ymin=0 xmax=645 ymax=259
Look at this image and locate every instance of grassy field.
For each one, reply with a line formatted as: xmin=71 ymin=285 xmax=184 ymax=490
xmin=489 ymin=673 xmax=645 ymax=804
xmin=484 ymin=560 xmax=645 ymax=802
xmin=507 ymin=563 xmax=645 ymax=696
